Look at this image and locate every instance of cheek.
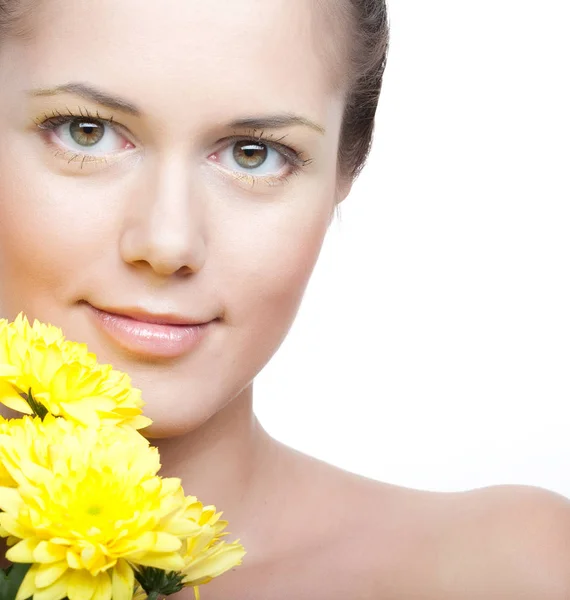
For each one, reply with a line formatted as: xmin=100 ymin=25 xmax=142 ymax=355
xmin=0 ymin=146 xmax=116 ymax=317
xmin=215 ymin=190 xmax=334 ymax=348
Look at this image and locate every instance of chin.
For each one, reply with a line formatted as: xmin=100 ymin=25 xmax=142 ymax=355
xmin=136 ymin=391 xmax=232 ymax=439
xmin=137 ymin=408 xmax=210 ymax=439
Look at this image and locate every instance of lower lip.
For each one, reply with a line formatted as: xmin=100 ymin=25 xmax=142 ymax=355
xmin=89 ymin=306 xmax=211 ymax=359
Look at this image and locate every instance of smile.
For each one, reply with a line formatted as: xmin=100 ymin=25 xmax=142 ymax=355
xmin=87 ymin=304 xmax=213 ymax=359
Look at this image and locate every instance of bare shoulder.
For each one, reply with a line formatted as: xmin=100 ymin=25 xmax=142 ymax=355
xmin=432 ymin=484 xmax=570 ymax=599
xmin=204 ymin=442 xmax=570 ymax=599
xmin=290 ymin=455 xmax=570 ymax=600
xmin=337 ymin=477 xmax=570 ymax=599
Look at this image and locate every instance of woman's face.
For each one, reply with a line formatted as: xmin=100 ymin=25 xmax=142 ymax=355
xmin=0 ymin=0 xmax=348 ymax=436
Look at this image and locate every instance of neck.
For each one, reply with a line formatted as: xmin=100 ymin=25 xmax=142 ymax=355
xmin=152 ymin=385 xmax=277 ymax=541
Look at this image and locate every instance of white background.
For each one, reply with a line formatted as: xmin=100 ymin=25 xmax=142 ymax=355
xmin=254 ymin=0 xmax=570 ymax=498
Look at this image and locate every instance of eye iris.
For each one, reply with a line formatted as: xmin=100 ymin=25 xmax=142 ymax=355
xmin=69 ymin=119 xmax=105 ymax=147
xmin=233 ymin=142 xmax=268 ymax=169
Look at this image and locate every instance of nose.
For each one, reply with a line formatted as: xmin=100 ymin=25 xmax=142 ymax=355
xmin=119 ymin=156 xmax=206 ymax=277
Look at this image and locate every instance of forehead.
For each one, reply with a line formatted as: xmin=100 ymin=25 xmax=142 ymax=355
xmin=12 ymin=0 xmax=339 ymax=123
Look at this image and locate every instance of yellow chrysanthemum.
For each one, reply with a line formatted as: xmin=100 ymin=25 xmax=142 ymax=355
xmin=179 ymin=499 xmax=246 ymax=589
xmin=0 ymin=314 xmax=151 ymax=429
xmin=0 ymin=415 xmax=202 ymax=600
xmin=131 ymin=499 xmax=246 ymax=600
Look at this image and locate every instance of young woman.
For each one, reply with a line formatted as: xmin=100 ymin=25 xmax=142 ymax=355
xmin=0 ymin=0 xmax=569 ymax=598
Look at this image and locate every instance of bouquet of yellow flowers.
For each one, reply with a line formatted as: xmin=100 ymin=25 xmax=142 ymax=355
xmin=0 ymin=315 xmax=246 ymax=600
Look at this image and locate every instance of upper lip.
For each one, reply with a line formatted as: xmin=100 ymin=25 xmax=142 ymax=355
xmin=89 ymin=304 xmax=212 ymax=327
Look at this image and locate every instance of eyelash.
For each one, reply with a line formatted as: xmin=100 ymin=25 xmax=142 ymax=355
xmin=33 ymin=107 xmax=313 ymax=186
xmin=219 ymin=129 xmax=312 ymax=187
xmin=34 ymin=107 xmax=122 ymax=167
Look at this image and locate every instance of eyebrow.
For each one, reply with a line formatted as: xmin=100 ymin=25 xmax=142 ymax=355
xmin=229 ymin=115 xmax=325 ymax=135
xmin=28 ymin=82 xmax=326 ymax=134
xmin=28 ymin=82 xmax=141 ymax=115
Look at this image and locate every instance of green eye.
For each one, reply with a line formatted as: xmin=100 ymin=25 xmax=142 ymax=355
xmin=232 ymin=142 xmax=268 ymax=169
xmin=69 ymin=119 xmax=106 ymax=147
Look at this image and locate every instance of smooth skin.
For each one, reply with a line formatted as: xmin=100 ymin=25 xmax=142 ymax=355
xmin=0 ymin=1 xmax=569 ymax=598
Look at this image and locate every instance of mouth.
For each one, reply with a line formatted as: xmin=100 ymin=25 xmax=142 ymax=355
xmin=86 ymin=304 xmax=214 ymax=359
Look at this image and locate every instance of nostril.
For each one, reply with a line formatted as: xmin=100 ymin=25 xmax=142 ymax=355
xmin=175 ymin=265 xmax=194 ymax=277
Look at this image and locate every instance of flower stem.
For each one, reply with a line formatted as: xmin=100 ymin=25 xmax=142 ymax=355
xmin=147 ymin=593 xmax=162 ymax=600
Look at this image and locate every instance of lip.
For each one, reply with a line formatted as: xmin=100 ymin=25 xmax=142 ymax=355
xmin=87 ymin=304 xmax=213 ymax=359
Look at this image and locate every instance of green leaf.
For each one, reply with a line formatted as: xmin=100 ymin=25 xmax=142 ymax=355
xmin=0 ymin=563 xmax=31 ymax=600
xmin=25 ymin=389 xmax=48 ymax=421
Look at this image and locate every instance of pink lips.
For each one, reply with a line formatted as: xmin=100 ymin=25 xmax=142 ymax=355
xmin=89 ymin=305 xmax=212 ymax=359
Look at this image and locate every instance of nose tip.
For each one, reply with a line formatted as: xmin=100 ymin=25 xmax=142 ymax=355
xmin=119 ymin=157 xmax=207 ymax=278
xmin=120 ymin=227 xmax=206 ymax=278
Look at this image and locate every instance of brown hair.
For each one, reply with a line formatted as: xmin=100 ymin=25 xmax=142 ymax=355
xmin=0 ymin=0 xmax=33 ymax=37
xmin=0 ymin=0 xmax=389 ymax=180
xmin=340 ymin=0 xmax=389 ymax=180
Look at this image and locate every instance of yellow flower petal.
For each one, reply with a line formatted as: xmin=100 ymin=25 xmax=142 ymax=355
xmin=126 ymin=415 xmax=153 ymax=430
xmin=0 ymin=487 xmax=22 ymax=513
xmin=34 ymin=574 xmax=74 ymax=600
xmin=16 ymin=565 xmax=40 ymax=600
xmin=33 ymin=540 xmax=68 ymax=563
xmin=183 ymin=541 xmax=246 ymax=584
xmin=6 ymin=537 xmax=38 ymax=563
xmin=153 ymin=532 xmax=183 ymax=553
xmin=58 ymin=401 xmax=101 ymax=428
xmin=67 ymin=569 xmax=96 ymax=600
xmin=0 ymin=512 xmax=28 ymax=538
xmin=35 ymin=561 xmax=68 ymax=588
xmin=111 ymin=559 xmax=134 ymax=600
xmin=67 ymin=550 xmax=82 ymax=569
xmin=0 ymin=365 xmax=19 ymax=378
xmin=0 ymin=387 xmax=33 ymax=414
xmin=167 ymin=519 xmax=202 ymax=537
xmin=130 ymin=552 xmax=185 ymax=571
xmin=91 ymin=573 xmax=112 ymax=600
